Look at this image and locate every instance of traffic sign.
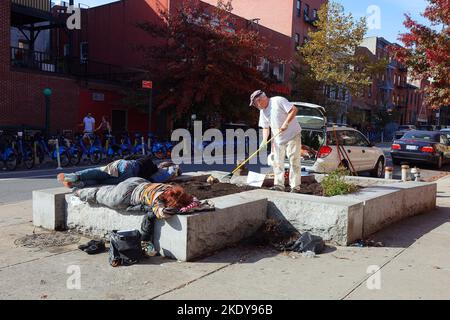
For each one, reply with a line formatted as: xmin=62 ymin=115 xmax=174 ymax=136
xmin=142 ymin=81 xmax=153 ymax=89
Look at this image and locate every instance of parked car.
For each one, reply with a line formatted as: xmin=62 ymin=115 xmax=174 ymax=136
xmin=391 ymin=130 xmax=450 ymax=169
xmin=417 ymin=125 xmax=434 ymax=131
xmin=441 ymin=128 xmax=450 ymax=140
xmin=393 ymin=124 xmax=417 ymax=141
xmin=286 ymin=103 xmax=386 ymax=178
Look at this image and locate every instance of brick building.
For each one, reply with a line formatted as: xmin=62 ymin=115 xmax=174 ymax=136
xmin=203 ymin=0 xmax=326 ymax=87
xmin=350 ymin=36 xmax=432 ymax=127
xmin=1 ymin=0 xmax=151 ymax=135
xmin=1 ymin=0 xmax=327 ymax=135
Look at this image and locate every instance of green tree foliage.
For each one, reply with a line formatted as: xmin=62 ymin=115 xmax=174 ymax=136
xmin=134 ymin=0 xmax=270 ymax=121
xmin=299 ymin=1 xmax=386 ymax=96
xmin=390 ymin=0 xmax=450 ymax=109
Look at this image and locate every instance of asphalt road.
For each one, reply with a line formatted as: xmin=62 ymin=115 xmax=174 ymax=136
xmin=0 ymin=156 xmax=269 ymax=205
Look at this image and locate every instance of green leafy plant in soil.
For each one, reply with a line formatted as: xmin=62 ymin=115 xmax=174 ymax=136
xmin=321 ymin=169 xmax=359 ymax=197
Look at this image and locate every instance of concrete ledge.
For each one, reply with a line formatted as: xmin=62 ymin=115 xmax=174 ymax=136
xmin=32 ymin=188 xmax=72 ymax=231
xmin=65 ymin=195 xmax=144 ymax=237
xmin=334 ymin=181 xmax=437 ymax=238
xmin=65 ymin=193 xmax=267 ymax=261
xmin=156 ymin=193 xmax=267 ymax=261
xmin=242 ymin=189 xmax=364 ymax=245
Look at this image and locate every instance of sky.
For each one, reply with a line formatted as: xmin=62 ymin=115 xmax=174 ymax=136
xmin=73 ymin=0 xmax=431 ymax=43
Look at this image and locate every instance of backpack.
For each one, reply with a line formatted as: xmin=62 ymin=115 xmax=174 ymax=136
xmin=109 ymin=230 xmax=143 ymax=267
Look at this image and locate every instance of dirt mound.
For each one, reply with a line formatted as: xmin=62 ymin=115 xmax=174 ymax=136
xmin=173 ymin=180 xmax=257 ymax=200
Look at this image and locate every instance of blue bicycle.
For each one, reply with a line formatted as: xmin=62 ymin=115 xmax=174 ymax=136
xmin=119 ymin=133 xmax=133 ymax=158
xmin=14 ymin=132 xmax=35 ymax=169
xmin=34 ymin=133 xmax=71 ymax=167
xmin=103 ymin=133 xmax=122 ymax=161
xmin=0 ymin=131 xmax=18 ymax=170
xmin=68 ymin=133 xmax=103 ymax=165
xmin=148 ymin=133 xmax=172 ymax=159
xmin=132 ymin=132 xmax=149 ymax=156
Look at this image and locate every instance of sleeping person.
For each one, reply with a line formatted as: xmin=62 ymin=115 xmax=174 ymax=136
xmin=57 ymin=156 xmax=181 ymax=188
xmin=74 ymin=177 xmax=193 ymax=219
xmin=74 ymin=177 xmax=195 ymax=244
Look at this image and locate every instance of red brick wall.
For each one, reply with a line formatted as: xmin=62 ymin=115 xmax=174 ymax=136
xmin=0 ymin=0 xmax=78 ymax=133
xmin=79 ymin=88 xmax=149 ymax=133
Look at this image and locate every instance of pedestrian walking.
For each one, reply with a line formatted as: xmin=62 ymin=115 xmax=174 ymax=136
xmin=80 ymin=113 xmax=96 ymax=141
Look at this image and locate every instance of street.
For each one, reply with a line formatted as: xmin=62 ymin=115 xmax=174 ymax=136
xmin=0 ymin=156 xmax=268 ymax=205
xmin=2 ymin=142 xmax=450 ymax=205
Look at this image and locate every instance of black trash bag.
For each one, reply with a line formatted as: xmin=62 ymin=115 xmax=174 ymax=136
xmin=140 ymin=212 xmax=156 ymax=242
xmin=109 ymin=230 xmax=143 ymax=267
xmin=281 ymin=232 xmax=325 ymax=254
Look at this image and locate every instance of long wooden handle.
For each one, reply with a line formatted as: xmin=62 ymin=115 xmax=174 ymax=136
xmin=230 ymin=131 xmax=282 ymax=175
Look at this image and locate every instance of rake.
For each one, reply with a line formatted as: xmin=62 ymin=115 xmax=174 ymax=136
xmin=222 ymin=131 xmax=282 ymax=180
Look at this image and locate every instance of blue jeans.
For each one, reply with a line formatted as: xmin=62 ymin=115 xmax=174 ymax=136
xmin=74 ymin=162 xmax=139 ymax=187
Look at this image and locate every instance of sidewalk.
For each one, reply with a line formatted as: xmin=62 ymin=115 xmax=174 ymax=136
xmin=0 ymin=179 xmax=449 ymax=300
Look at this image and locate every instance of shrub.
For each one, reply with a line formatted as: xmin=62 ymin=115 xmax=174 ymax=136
xmin=321 ymin=169 xmax=358 ymax=197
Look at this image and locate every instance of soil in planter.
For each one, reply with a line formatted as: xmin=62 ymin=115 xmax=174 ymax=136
xmin=171 ymin=176 xmax=325 ymax=200
xmin=172 ymin=180 xmax=257 ymax=200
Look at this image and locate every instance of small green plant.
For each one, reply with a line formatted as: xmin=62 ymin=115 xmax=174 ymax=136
xmin=321 ymin=169 xmax=358 ymax=197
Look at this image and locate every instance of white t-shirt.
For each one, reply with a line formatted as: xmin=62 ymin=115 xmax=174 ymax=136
xmin=83 ymin=116 xmax=95 ymax=133
xmin=258 ymin=96 xmax=301 ymax=145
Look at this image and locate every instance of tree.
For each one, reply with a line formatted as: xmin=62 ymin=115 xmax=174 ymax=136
xmin=299 ymin=1 xmax=386 ymax=96
xmin=290 ymin=57 xmax=342 ymax=121
xmin=390 ymin=0 xmax=450 ymax=109
xmin=135 ymin=0 xmax=270 ymax=122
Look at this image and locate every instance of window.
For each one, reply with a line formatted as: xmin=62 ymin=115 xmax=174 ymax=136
xmin=368 ymin=86 xmax=372 ymax=98
xmin=80 ymin=42 xmax=88 ymax=63
xmin=257 ymin=58 xmax=270 ymax=74
xmin=343 ymin=131 xmax=370 ymax=147
xmin=294 ymin=33 xmax=300 ymax=48
xmin=278 ymin=63 xmax=285 ymax=82
xmin=304 ymin=4 xmax=310 ymax=17
xmin=313 ymin=9 xmax=318 ymax=19
xmin=296 ymin=0 xmax=302 ymax=17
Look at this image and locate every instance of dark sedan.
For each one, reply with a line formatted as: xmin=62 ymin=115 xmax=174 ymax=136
xmin=391 ymin=130 xmax=450 ymax=169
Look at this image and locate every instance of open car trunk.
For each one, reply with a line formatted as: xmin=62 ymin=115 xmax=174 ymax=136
xmin=294 ymin=103 xmax=327 ymax=166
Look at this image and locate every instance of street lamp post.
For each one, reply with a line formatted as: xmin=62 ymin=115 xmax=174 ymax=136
xmin=43 ymin=88 xmax=52 ymax=137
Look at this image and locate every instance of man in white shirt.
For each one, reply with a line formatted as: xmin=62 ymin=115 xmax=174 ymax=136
xmin=249 ymin=90 xmax=302 ymax=193
xmin=82 ymin=113 xmax=96 ymax=140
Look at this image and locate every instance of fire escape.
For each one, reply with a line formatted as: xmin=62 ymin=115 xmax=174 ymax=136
xmin=10 ymin=0 xmax=147 ymax=86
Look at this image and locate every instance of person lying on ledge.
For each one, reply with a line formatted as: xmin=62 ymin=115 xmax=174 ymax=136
xmin=74 ymin=177 xmax=215 ymax=247
xmin=57 ymin=156 xmax=181 ymax=188
xmin=74 ymin=177 xmax=194 ymax=219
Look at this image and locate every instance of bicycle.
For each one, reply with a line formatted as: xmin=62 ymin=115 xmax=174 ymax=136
xmin=0 ymin=131 xmax=18 ymax=171
xmin=68 ymin=133 xmax=102 ymax=165
xmin=132 ymin=132 xmax=149 ymax=156
xmin=13 ymin=132 xmax=35 ymax=169
xmin=103 ymin=133 xmax=122 ymax=162
xmin=147 ymin=133 xmax=173 ymax=159
xmin=119 ymin=133 xmax=133 ymax=158
xmin=34 ymin=133 xmax=71 ymax=167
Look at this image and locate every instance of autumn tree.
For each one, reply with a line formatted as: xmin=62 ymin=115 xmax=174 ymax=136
xmin=390 ymin=0 xmax=450 ymax=109
xmin=135 ymin=0 xmax=270 ymax=124
xmin=298 ymin=1 xmax=386 ymax=96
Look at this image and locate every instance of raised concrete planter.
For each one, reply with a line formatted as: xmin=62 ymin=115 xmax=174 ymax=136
xmin=32 ymin=188 xmax=72 ymax=231
xmin=65 ymin=193 xmax=267 ymax=261
xmin=155 ymin=194 xmax=267 ymax=261
xmin=32 ymin=171 xmax=437 ymax=251
xmin=242 ymin=189 xmax=364 ymax=245
xmin=333 ymin=181 xmax=437 ymax=238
